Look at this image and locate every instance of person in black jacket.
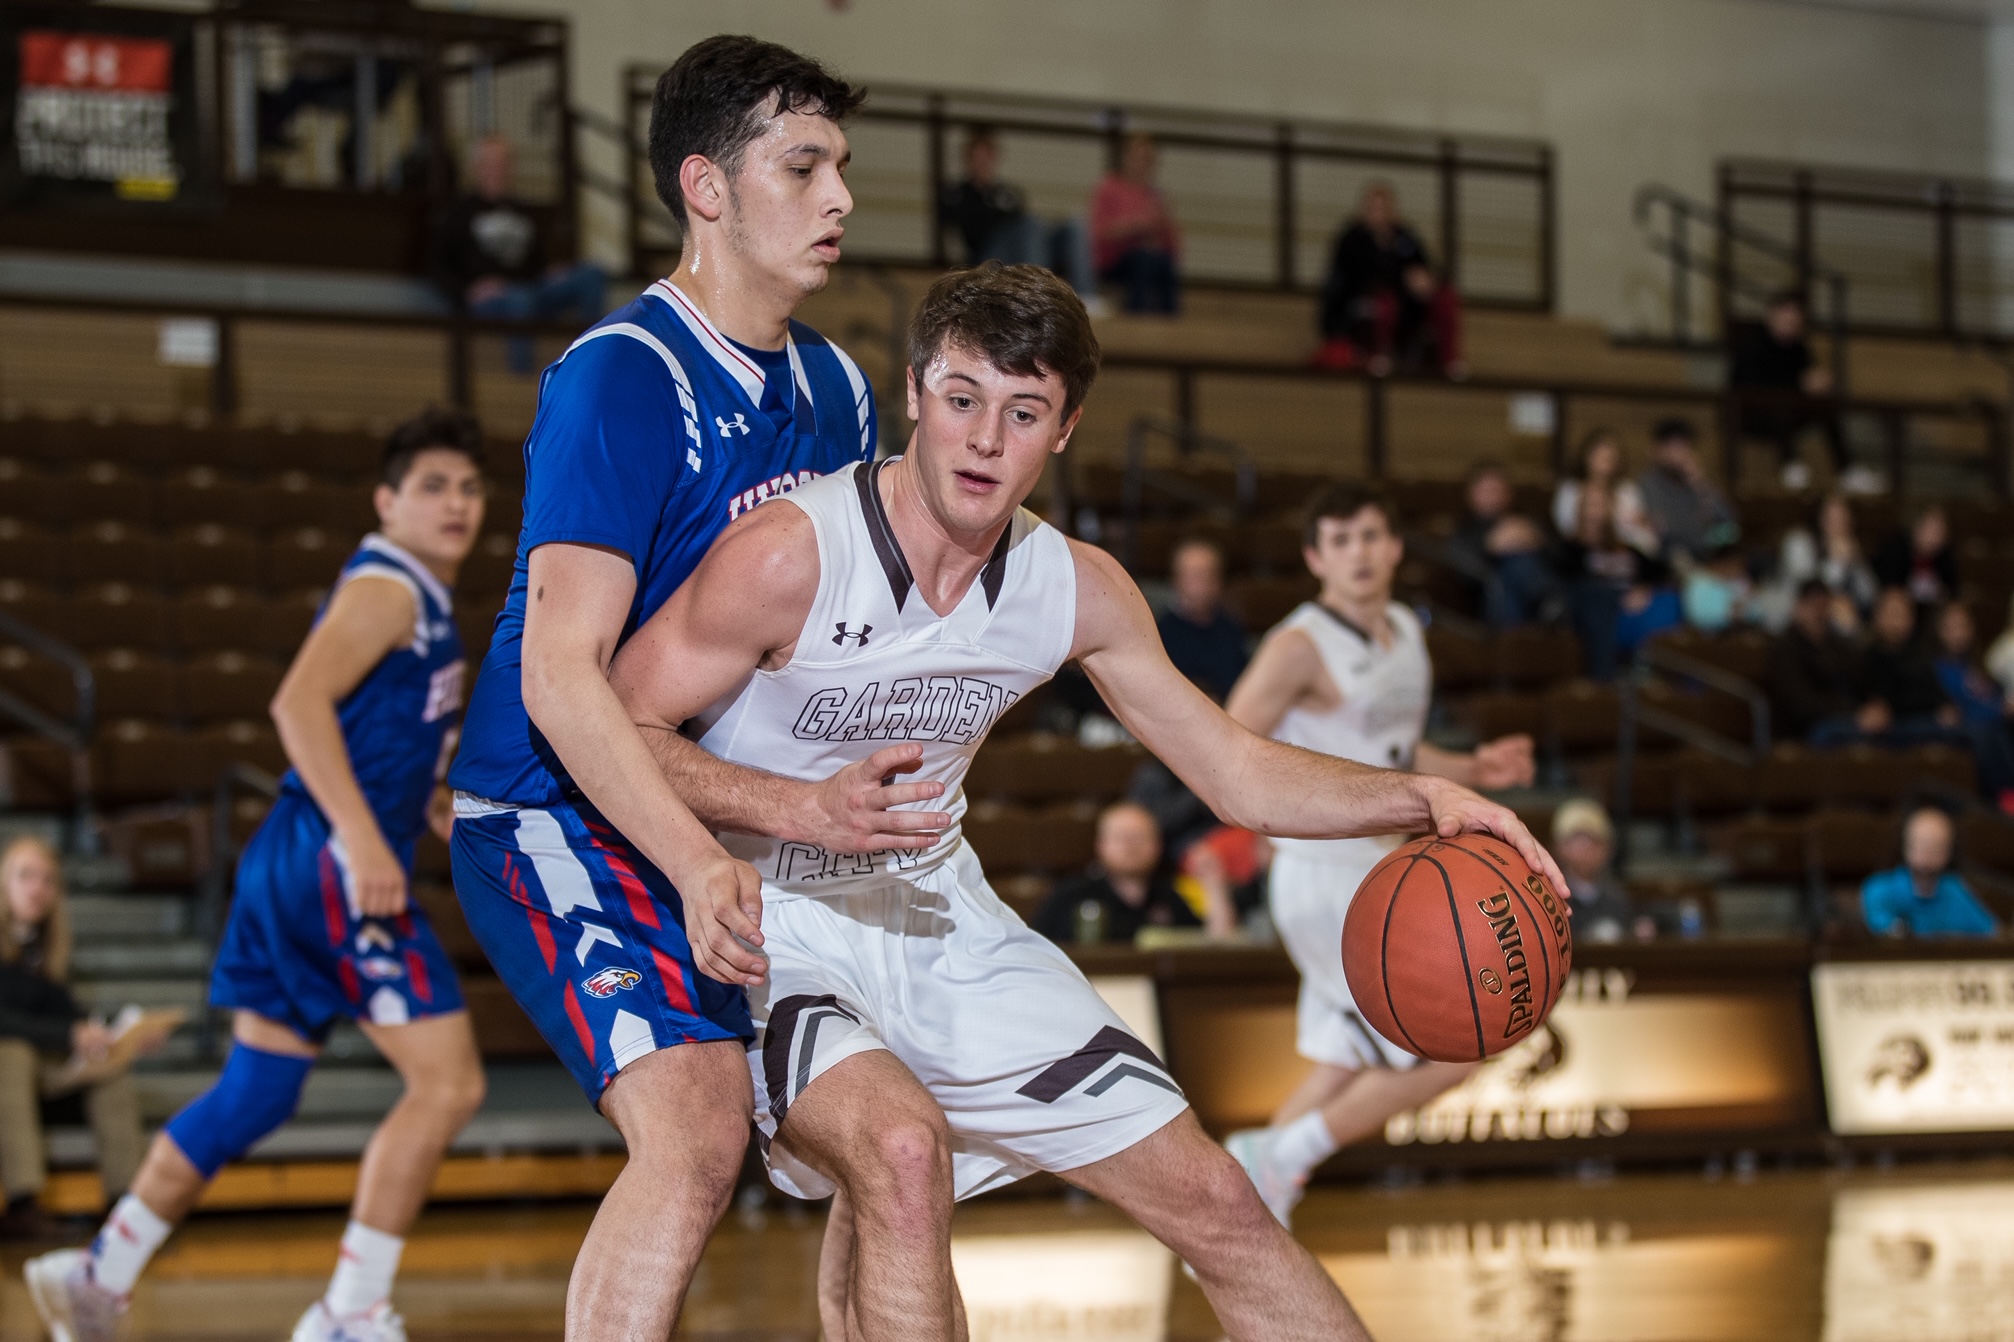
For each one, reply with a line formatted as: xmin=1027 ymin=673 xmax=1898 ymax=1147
xmin=1872 ymin=504 xmax=1959 ymax=612
xmin=1031 ymin=802 xmax=1204 ymax=945
xmin=1767 ymin=579 xmax=1867 ymax=742
xmin=1729 ymin=292 xmax=1868 ymax=492
xmin=1314 ymin=182 xmax=1464 ymax=377
xmin=1156 ymin=539 xmax=1249 ymax=702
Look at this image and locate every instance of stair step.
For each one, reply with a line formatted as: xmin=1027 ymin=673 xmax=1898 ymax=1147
xmin=72 ymin=938 xmax=209 ymax=977
xmin=67 ymin=893 xmax=191 ymax=940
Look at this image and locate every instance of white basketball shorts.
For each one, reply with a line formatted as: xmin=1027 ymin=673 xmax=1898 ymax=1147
xmin=747 ymin=843 xmax=1190 ymax=1201
xmin=1268 ymin=841 xmax=1422 ymax=1072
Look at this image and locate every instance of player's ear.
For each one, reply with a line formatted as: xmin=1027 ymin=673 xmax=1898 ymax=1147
xmin=680 ymin=153 xmax=726 ymax=225
xmin=905 ymin=364 xmax=921 ymax=421
xmin=372 ymin=482 xmax=397 ymax=528
xmin=1051 ymin=407 xmax=1082 ymax=455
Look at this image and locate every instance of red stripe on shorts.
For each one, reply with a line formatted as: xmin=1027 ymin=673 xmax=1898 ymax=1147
xmin=561 ymin=981 xmax=596 ymax=1063
xmin=649 ymin=943 xmax=695 ymax=1018
xmin=589 ymin=835 xmax=661 ymax=930
xmin=404 ymin=950 xmax=433 ymax=1004
xmin=337 ymin=957 xmax=362 ymax=1005
xmin=319 ymin=849 xmax=347 ymax=947
xmin=524 ymin=903 xmax=558 ymax=973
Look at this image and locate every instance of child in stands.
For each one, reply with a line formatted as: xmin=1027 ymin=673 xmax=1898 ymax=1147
xmin=27 ymin=410 xmax=488 ymax=1342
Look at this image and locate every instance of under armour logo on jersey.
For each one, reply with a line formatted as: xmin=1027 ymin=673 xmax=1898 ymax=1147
xmin=832 ymin=622 xmax=872 ymax=646
xmin=716 ymin=413 xmax=750 ymax=437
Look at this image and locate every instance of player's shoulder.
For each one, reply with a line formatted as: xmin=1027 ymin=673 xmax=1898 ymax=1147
xmin=545 ymin=299 xmax=697 ymax=397
xmin=700 ymin=485 xmax=821 ymax=596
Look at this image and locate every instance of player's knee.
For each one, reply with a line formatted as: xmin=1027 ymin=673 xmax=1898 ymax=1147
xmin=161 ymin=1044 xmax=314 ymax=1180
xmin=857 ymin=1113 xmax=952 ymax=1202
xmin=410 ymin=1064 xmax=486 ymax=1126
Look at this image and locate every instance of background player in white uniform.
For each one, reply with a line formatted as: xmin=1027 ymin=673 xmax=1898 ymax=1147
xmin=607 ymin=263 xmax=1565 ymax=1342
xmin=1222 ymin=483 xmax=1536 ymax=1226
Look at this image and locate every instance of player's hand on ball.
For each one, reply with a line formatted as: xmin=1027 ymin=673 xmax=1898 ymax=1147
xmin=1472 ymin=734 xmax=1536 ymax=790
xmin=800 ymin=742 xmax=952 ymax=854
xmin=682 ymin=850 xmax=769 ymax=987
xmin=348 ymin=830 xmax=410 ymax=918
xmin=1420 ymin=777 xmax=1569 ymax=900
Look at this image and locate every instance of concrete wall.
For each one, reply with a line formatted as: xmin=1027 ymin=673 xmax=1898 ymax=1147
xmin=461 ymin=0 xmax=1992 ymax=332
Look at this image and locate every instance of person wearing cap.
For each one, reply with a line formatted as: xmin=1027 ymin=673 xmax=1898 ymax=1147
xmin=1552 ymin=800 xmax=1648 ymax=943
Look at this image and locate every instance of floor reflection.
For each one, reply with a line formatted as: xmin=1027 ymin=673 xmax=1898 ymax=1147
xmin=6 ymin=1163 xmax=2014 ymax=1339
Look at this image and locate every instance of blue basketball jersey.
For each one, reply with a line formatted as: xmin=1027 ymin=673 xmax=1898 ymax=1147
xmin=450 ymin=278 xmax=876 ymax=808
xmin=277 ymin=535 xmax=465 ymax=854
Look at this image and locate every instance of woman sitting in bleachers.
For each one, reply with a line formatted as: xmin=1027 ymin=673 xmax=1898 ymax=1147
xmin=1550 ymin=428 xmax=1656 ymax=558
xmin=1556 ymin=483 xmax=1678 ymax=681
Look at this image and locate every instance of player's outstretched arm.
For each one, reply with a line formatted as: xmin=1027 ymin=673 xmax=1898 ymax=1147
xmin=1068 ymin=542 xmax=1566 ymax=894
xmin=1415 ymin=736 xmax=1536 ymax=790
xmin=522 ymin=542 xmax=766 ymax=983
xmin=270 ymin=575 xmax=420 ymax=918
xmin=1223 ymin=623 xmax=1325 ymax=738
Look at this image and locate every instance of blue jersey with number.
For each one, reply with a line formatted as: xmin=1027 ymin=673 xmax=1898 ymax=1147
xmin=449 ymin=279 xmax=877 ymax=808
xmin=277 ymin=534 xmax=465 ymax=856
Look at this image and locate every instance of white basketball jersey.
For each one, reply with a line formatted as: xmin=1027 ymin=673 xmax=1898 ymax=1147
xmin=691 ymin=459 xmax=1078 ymax=896
xmin=1269 ymin=600 xmax=1431 ymax=863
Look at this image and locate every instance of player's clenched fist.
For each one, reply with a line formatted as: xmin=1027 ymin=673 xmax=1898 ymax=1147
xmin=346 ymin=829 xmax=411 ymax=918
xmin=678 ymin=849 xmax=770 ymax=986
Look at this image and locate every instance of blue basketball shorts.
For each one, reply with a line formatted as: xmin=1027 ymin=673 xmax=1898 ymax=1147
xmin=449 ymin=794 xmax=753 ymax=1102
xmin=210 ymin=791 xmax=464 ymax=1042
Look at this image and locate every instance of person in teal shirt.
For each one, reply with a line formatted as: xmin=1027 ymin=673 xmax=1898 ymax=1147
xmin=1861 ymin=806 xmax=2000 ymax=938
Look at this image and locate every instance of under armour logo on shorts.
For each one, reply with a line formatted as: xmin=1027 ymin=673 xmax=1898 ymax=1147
xmin=832 ymin=622 xmax=872 ymax=646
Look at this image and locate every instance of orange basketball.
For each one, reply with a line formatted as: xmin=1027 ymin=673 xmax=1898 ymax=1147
xmin=1341 ymin=833 xmax=1573 ymax=1063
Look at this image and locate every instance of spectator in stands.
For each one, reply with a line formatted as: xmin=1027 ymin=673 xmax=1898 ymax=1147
xmin=1861 ymin=806 xmax=1999 ymax=938
xmin=1551 ymin=800 xmax=1651 ymax=944
xmin=1729 ymin=291 xmax=1869 ymax=493
xmin=1932 ymin=602 xmax=2014 ymax=804
xmin=1031 ymin=802 xmax=1217 ymax=944
xmin=0 ymin=837 xmax=160 ymax=1239
xmin=1174 ymin=826 xmax=1269 ymax=937
xmin=433 ymin=133 xmax=606 ymax=372
xmin=1873 ymin=503 xmax=1957 ymax=611
xmin=1774 ymin=492 xmax=1877 ymax=627
xmin=938 ymin=127 xmax=1097 ymax=303
xmin=1157 ymin=538 xmax=1249 ymax=701
xmin=1447 ymin=461 xmax=1558 ymax=627
xmin=1768 ymin=578 xmax=1868 ymax=741
xmin=1314 ymin=182 xmax=1465 ymax=378
xmin=1987 ymin=592 xmax=2014 ymax=702
xmin=1836 ymin=585 xmax=1954 ymax=747
xmin=1635 ymin=417 xmax=1738 ymax=564
xmin=1682 ymin=544 xmax=1762 ymax=633
xmin=1551 ymin=428 xmax=1656 ymax=555
xmin=1090 ymin=133 xmax=1182 ymax=314
xmin=1556 ymin=482 xmax=1677 ymax=680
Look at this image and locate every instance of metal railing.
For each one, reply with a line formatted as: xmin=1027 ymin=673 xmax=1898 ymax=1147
xmin=0 ymin=610 xmax=97 ymax=854
xmin=621 ymin=72 xmax=1556 ymax=306
xmin=1634 ymin=182 xmax=1850 ymax=392
xmin=1612 ymin=641 xmax=1771 ymax=873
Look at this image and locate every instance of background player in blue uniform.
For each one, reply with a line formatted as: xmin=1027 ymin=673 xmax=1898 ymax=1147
xmin=28 ymin=412 xmax=489 ymax=1342
xmin=446 ymin=37 xmax=951 ymax=1341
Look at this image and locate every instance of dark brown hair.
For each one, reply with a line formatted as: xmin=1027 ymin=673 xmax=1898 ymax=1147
xmin=907 ymin=262 xmax=1102 ymax=414
xmin=382 ymin=407 xmax=484 ymax=489
xmin=649 ymin=36 xmax=865 ymax=229
xmin=1301 ymin=481 xmax=1397 ymax=549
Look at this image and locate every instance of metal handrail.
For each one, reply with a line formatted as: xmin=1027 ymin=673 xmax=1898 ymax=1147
xmin=1611 ymin=640 xmax=1771 ymax=871
xmin=1633 ymin=182 xmax=1850 ymax=394
xmin=0 ymin=610 xmax=97 ymax=854
xmin=1637 ymin=642 xmax=1772 ymax=759
xmin=1117 ymin=416 xmax=1259 ymax=568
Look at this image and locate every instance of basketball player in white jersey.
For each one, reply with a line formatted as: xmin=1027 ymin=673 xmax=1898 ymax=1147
xmin=1221 ymin=482 xmax=1537 ymax=1227
xmin=604 ymin=263 xmax=1564 ymax=1341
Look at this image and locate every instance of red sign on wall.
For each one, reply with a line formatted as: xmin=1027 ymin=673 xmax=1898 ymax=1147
xmin=20 ymin=31 xmax=172 ymax=93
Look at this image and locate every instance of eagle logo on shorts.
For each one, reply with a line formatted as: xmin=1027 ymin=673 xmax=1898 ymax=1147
xmin=582 ymin=967 xmax=642 ymax=999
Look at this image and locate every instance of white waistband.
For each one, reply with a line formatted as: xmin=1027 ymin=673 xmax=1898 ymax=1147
xmin=452 ymin=791 xmax=521 ymax=818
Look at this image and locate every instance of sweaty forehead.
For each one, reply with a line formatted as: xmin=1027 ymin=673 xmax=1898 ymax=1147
xmin=748 ymin=107 xmax=848 ymax=157
xmin=924 ymin=340 xmax=1059 ymax=400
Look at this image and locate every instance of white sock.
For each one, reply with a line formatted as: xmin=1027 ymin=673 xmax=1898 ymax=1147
xmin=89 ymin=1194 xmax=172 ymax=1296
xmin=324 ymin=1221 xmax=404 ymax=1318
xmin=1270 ymin=1110 xmax=1341 ymax=1184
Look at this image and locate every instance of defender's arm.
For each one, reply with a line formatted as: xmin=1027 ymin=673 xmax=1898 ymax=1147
xmin=270 ymin=576 xmax=420 ymax=917
xmin=1068 ymin=542 xmax=1565 ymax=893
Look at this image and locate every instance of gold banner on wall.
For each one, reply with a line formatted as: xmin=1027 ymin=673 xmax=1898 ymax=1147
xmin=1812 ymin=961 xmax=2014 ymax=1135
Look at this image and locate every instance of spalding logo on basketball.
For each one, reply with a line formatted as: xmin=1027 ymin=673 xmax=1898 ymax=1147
xmin=1340 ymin=833 xmax=1573 ymax=1063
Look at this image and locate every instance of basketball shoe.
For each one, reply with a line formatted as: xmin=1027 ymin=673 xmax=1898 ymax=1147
xmin=24 ymin=1248 xmax=127 ymax=1342
xmin=1224 ymin=1127 xmax=1306 ymax=1228
xmin=290 ymin=1300 xmax=408 ymax=1342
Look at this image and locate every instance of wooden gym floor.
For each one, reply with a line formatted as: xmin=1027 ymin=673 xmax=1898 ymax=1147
xmin=3 ymin=1159 xmax=2011 ymax=1340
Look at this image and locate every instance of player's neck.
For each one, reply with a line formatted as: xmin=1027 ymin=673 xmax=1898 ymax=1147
xmin=1319 ymin=587 xmax=1391 ymax=642
xmin=668 ymin=243 xmax=800 ymax=351
xmin=379 ymin=530 xmax=459 ymax=588
xmin=879 ymin=456 xmax=1008 ymax=618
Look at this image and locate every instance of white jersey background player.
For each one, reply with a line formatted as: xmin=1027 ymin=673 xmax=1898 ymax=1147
xmin=1222 ymin=483 xmax=1536 ymax=1226
xmin=607 ymin=262 xmax=1564 ymax=1342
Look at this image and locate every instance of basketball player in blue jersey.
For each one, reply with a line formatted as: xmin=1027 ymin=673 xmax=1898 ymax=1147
xmin=445 ymin=37 xmax=949 ymax=1340
xmin=27 ymin=411 xmax=489 ymax=1342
